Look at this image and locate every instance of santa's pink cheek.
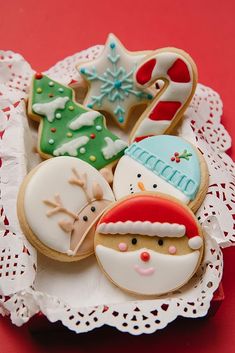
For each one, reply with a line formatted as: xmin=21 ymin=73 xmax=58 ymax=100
xmin=118 ymin=242 xmax=128 ymax=252
xmin=168 ymin=246 xmax=177 ymax=255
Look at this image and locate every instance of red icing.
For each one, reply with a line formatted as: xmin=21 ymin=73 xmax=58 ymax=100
xmin=99 ymin=194 xmax=199 ymax=240
xmin=35 ymin=72 xmax=43 ymax=79
xmin=136 ymin=58 xmax=156 ymax=85
xmin=135 ymin=135 xmax=154 ymax=143
xmin=140 ymin=251 xmax=150 ymax=262
xmin=149 ymin=101 xmax=181 ymax=121
xmin=167 ymin=59 xmax=190 ymax=83
xmin=90 ymin=133 xmax=96 ymax=139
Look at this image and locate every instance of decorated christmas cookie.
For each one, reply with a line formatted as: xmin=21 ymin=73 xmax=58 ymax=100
xmin=130 ymin=48 xmax=197 ymax=142
xmin=17 ymin=157 xmax=115 ymax=262
xmin=28 ymin=73 xmax=127 ymax=178
xmin=113 ymin=135 xmax=208 ymax=212
xmin=77 ymin=33 xmax=153 ymax=129
xmin=94 ymin=193 xmax=204 ymax=296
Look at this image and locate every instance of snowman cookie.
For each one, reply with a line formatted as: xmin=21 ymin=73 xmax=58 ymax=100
xmin=17 ymin=157 xmax=114 ymax=262
xmin=94 ymin=193 xmax=204 ymax=296
xmin=113 ymin=135 xmax=209 ymax=212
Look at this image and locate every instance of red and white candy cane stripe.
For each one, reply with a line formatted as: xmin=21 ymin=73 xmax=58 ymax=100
xmin=130 ymin=48 xmax=197 ymax=142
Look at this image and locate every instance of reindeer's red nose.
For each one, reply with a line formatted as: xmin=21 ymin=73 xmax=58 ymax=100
xmin=140 ymin=251 xmax=150 ymax=262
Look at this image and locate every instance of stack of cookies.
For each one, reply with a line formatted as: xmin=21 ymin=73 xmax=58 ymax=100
xmin=17 ymin=34 xmax=209 ymax=296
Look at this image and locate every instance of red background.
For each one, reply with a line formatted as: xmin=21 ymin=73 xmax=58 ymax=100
xmin=0 ymin=0 xmax=235 ymax=352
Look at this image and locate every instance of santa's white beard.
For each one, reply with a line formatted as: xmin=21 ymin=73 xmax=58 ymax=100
xmin=96 ymin=245 xmax=200 ymax=295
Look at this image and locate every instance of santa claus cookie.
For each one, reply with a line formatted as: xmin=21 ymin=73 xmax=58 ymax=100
xmin=94 ymin=193 xmax=204 ymax=296
xmin=17 ymin=157 xmax=114 ymax=262
xmin=113 ymin=135 xmax=208 ymax=212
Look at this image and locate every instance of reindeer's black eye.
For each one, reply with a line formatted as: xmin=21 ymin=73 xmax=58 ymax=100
xmin=153 ymin=184 xmax=157 ymax=189
xmin=91 ymin=206 xmax=96 ymax=212
xmin=83 ymin=216 xmax=88 ymax=222
xmin=132 ymin=238 xmax=137 ymax=245
xmin=137 ymin=174 xmax=141 ymax=178
xmin=158 ymin=239 xmax=164 ymax=246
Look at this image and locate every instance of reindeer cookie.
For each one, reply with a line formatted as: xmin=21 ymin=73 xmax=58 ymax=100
xmin=95 ymin=193 xmax=204 ymax=296
xmin=113 ymin=135 xmax=209 ymax=212
xmin=17 ymin=157 xmax=114 ymax=262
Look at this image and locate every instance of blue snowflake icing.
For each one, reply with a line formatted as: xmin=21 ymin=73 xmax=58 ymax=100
xmin=80 ymin=41 xmax=152 ymax=124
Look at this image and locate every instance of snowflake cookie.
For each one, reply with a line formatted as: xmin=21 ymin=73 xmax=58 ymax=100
xmin=77 ymin=33 xmax=153 ymax=130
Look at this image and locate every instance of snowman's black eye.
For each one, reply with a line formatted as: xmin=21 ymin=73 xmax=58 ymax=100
xmin=158 ymin=239 xmax=164 ymax=246
xmin=137 ymin=174 xmax=141 ymax=178
xmin=91 ymin=206 xmax=96 ymax=212
xmin=132 ymin=238 xmax=137 ymax=245
xmin=153 ymin=184 xmax=157 ymax=189
xmin=83 ymin=216 xmax=88 ymax=221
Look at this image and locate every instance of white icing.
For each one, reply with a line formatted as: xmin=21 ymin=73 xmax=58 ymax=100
xmin=32 ymin=97 xmax=69 ymax=122
xmin=102 ymin=137 xmax=127 ymax=160
xmin=96 ymin=245 xmax=200 ymax=295
xmin=113 ymin=156 xmax=189 ymax=203
xmin=133 ymin=119 xmax=171 ymax=139
xmin=188 ymin=236 xmax=203 ymax=250
xmin=53 ymin=136 xmax=89 ymax=157
xmin=23 ymin=157 xmax=114 ymax=254
xmin=132 ymin=50 xmax=194 ymax=141
xmin=97 ymin=221 xmax=186 ymax=237
xmin=79 ymin=33 xmax=152 ymax=126
xmin=69 ymin=111 xmax=101 ymax=130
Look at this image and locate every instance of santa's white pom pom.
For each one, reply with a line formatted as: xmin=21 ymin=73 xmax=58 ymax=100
xmin=188 ymin=236 xmax=203 ymax=250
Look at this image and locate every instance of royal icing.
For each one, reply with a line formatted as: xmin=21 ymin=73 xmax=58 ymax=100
xmin=96 ymin=245 xmax=200 ymax=295
xmin=130 ymin=49 xmax=197 ymax=142
xmin=23 ymin=157 xmax=114 ymax=259
xmin=95 ymin=193 xmax=203 ymax=295
xmin=113 ymin=135 xmax=201 ymax=203
xmin=29 ymin=74 xmax=127 ymax=169
xmin=102 ymin=137 xmax=127 ymax=160
xmin=78 ymin=33 xmax=153 ymax=129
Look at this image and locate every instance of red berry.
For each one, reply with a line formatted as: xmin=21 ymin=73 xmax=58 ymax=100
xmin=176 ymin=158 xmax=180 ymax=163
xmin=171 ymin=157 xmax=175 ymax=161
xmin=35 ymin=72 xmax=43 ymax=79
xmin=174 ymin=152 xmax=179 ymax=156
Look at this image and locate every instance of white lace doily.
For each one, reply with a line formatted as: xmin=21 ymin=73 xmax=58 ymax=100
xmin=0 ymin=46 xmax=233 ymax=335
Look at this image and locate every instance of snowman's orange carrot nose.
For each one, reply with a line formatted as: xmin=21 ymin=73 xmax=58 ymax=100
xmin=137 ymin=182 xmax=146 ymax=191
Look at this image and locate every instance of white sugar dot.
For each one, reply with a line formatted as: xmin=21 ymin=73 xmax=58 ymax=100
xmin=80 ymin=147 xmax=86 ymax=154
xmin=49 ymin=81 xmax=54 ymax=87
xmin=48 ymin=139 xmax=54 ymax=145
xmin=58 ymin=88 xmax=64 ymax=93
xmin=55 ymin=113 xmax=62 ymax=119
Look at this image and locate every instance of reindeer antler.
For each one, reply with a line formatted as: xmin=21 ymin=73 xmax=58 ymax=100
xmin=43 ymin=194 xmax=79 ymax=220
xmin=69 ymin=168 xmax=91 ymax=202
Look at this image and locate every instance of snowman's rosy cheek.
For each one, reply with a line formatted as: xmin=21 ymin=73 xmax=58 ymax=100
xmin=118 ymin=242 xmax=128 ymax=252
xmin=168 ymin=245 xmax=177 ymax=255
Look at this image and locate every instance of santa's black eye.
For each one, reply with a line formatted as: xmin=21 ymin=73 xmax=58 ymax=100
xmin=158 ymin=239 xmax=164 ymax=246
xmin=91 ymin=206 xmax=96 ymax=212
xmin=153 ymin=184 xmax=157 ymax=189
xmin=137 ymin=174 xmax=141 ymax=178
xmin=83 ymin=216 xmax=88 ymax=221
xmin=132 ymin=238 xmax=137 ymax=245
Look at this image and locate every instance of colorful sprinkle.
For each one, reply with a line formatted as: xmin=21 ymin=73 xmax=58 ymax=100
xmin=118 ymin=116 xmax=124 ymax=123
xmin=35 ymin=72 xmax=43 ymax=79
xmin=55 ymin=113 xmax=62 ymax=119
xmin=49 ymin=81 xmax=54 ymax=87
xmin=110 ymin=42 xmax=116 ymax=49
xmin=80 ymin=68 xmax=86 ymax=74
xmin=90 ymin=133 xmax=96 ymax=139
xmin=50 ymin=128 xmax=56 ymax=133
xmin=36 ymin=87 xmax=42 ymax=93
xmin=48 ymin=93 xmax=54 ymax=97
xmin=89 ymin=155 xmax=96 ymax=162
xmin=68 ymin=105 xmax=74 ymax=111
xmin=58 ymin=88 xmax=64 ymax=93
xmin=67 ymin=132 xmax=73 ymax=137
xmin=96 ymin=125 xmax=102 ymax=131
xmin=80 ymin=147 xmax=86 ymax=154
xmin=48 ymin=139 xmax=54 ymax=145
xmin=87 ymin=103 xmax=93 ymax=109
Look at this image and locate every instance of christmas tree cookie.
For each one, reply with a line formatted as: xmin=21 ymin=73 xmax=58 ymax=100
xmin=77 ymin=33 xmax=153 ymax=130
xmin=28 ymin=73 xmax=127 ymax=174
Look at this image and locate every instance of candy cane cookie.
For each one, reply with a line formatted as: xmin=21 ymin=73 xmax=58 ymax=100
xmin=130 ymin=48 xmax=198 ymax=142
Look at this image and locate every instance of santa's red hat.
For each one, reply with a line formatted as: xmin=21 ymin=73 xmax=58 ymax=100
xmin=97 ymin=194 xmax=203 ymax=250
